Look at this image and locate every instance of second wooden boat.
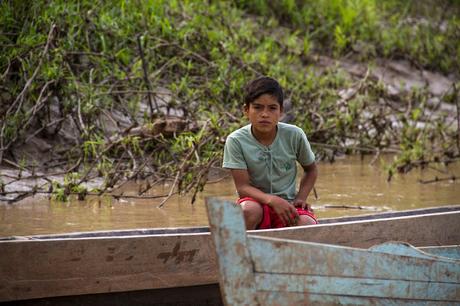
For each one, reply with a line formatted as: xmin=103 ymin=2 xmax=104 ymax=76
xmin=206 ymin=198 xmax=460 ymax=305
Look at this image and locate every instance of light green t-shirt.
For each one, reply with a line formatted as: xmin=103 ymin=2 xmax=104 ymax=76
xmin=223 ymin=122 xmax=315 ymax=201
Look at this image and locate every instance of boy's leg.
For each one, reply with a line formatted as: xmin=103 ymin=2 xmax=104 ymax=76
xmin=297 ymin=215 xmax=317 ymax=226
xmin=239 ymin=200 xmax=263 ymax=230
xmin=296 ymin=208 xmax=318 ymax=226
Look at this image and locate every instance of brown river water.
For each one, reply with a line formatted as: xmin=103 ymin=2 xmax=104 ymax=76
xmin=1 ymin=155 xmax=459 ymax=237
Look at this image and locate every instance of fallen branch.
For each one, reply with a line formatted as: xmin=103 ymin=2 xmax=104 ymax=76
xmin=419 ymin=175 xmax=457 ymax=184
xmin=321 ymin=205 xmax=378 ymax=210
xmin=455 ymin=83 xmax=460 ymax=152
xmin=0 ymin=189 xmax=174 ymax=205
xmin=309 ymin=141 xmax=400 ymax=154
xmin=157 ymin=170 xmax=181 ymax=208
xmin=137 ymin=34 xmax=161 ymax=117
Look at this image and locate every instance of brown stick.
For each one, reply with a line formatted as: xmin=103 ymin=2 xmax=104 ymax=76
xmin=0 ymin=189 xmax=173 ymax=205
xmin=157 ymin=143 xmax=200 ymax=208
xmin=322 ymin=205 xmax=377 ymax=210
xmin=455 ymin=83 xmax=460 ymax=152
xmin=309 ymin=141 xmax=400 ymax=154
xmin=137 ymin=35 xmax=161 ymax=117
xmin=419 ymin=176 xmax=457 ymax=184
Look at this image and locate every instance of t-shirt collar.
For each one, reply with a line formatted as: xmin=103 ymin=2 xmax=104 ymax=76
xmin=248 ymin=123 xmax=279 ymax=149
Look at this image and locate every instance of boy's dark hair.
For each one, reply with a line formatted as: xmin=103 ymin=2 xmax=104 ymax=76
xmin=244 ymin=76 xmax=284 ymax=107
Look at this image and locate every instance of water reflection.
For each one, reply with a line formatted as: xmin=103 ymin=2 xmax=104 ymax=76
xmin=1 ymin=155 xmax=459 ymax=236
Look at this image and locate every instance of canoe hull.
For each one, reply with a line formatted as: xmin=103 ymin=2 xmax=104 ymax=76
xmin=0 ymin=234 xmax=217 ymax=302
xmin=1 ymin=205 xmax=459 ymax=303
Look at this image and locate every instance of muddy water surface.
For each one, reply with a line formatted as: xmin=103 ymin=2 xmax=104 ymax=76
xmin=1 ymin=155 xmax=459 ymax=236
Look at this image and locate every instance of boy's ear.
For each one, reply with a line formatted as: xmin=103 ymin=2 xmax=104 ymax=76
xmin=243 ymin=104 xmax=248 ymax=115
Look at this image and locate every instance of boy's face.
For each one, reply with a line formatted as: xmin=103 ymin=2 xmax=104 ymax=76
xmin=244 ymin=94 xmax=282 ymax=135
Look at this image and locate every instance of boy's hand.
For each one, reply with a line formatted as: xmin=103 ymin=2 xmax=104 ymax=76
xmin=267 ymin=195 xmax=299 ymax=226
xmin=293 ymin=199 xmax=313 ymax=212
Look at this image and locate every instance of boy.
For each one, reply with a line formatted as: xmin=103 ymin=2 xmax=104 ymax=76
xmin=223 ymin=76 xmax=318 ymax=230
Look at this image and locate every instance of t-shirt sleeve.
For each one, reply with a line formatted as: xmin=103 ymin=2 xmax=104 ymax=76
xmin=296 ymin=129 xmax=315 ymax=166
xmin=222 ymin=136 xmax=248 ymax=169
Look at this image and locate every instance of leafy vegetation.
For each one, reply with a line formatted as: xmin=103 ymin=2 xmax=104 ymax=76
xmin=1 ymin=0 xmax=459 ymax=203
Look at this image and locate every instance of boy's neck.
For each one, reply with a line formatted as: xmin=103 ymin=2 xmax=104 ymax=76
xmin=251 ymin=125 xmax=278 ymax=146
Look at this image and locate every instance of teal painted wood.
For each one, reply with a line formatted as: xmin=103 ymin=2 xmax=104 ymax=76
xmin=205 ymin=197 xmax=259 ymax=306
xmin=369 ymin=241 xmax=460 ymax=262
xmin=255 ymin=274 xmax=459 ymax=301
xmin=421 ymin=245 xmax=460 ymax=260
xmin=258 ymin=292 xmax=455 ymax=305
xmin=206 ymin=198 xmax=460 ymax=305
xmin=249 ymin=237 xmax=459 ymax=283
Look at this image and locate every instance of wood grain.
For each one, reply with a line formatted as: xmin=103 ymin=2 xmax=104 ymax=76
xmin=1 ymin=202 xmax=459 ymax=302
xmin=207 ymin=198 xmax=460 ymax=305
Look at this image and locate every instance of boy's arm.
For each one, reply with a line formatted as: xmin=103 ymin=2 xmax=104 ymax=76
xmin=293 ymin=162 xmax=318 ymax=211
xmin=230 ymin=169 xmax=299 ymax=226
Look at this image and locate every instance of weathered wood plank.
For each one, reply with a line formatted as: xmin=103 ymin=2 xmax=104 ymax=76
xmin=369 ymin=241 xmax=460 ymax=260
xmin=421 ymin=245 xmax=460 ymax=260
xmin=255 ymin=210 xmax=460 ymax=247
xmin=257 ymin=291 xmax=454 ymax=306
xmin=0 ymin=234 xmax=217 ymax=302
xmin=206 ymin=198 xmax=258 ymax=306
xmin=255 ymin=274 xmax=460 ymax=301
xmin=318 ymin=204 xmax=460 ymax=224
xmin=248 ymin=236 xmax=460 ymax=283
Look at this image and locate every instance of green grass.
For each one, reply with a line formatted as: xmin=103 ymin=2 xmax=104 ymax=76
xmin=1 ymin=0 xmax=459 ymax=199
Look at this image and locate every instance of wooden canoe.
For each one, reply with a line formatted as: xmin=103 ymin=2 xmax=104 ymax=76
xmin=1 ymin=204 xmax=459 ymax=305
xmin=206 ymin=199 xmax=460 ymax=305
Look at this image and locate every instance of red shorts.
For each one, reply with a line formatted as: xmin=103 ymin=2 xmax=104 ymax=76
xmin=237 ymin=197 xmax=318 ymax=229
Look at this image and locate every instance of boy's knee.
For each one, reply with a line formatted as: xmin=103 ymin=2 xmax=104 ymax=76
xmin=297 ymin=215 xmax=317 ymax=226
xmin=240 ymin=201 xmax=263 ymax=229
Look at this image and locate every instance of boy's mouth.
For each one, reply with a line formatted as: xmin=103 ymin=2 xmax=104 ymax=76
xmin=258 ymin=120 xmax=271 ymax=125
